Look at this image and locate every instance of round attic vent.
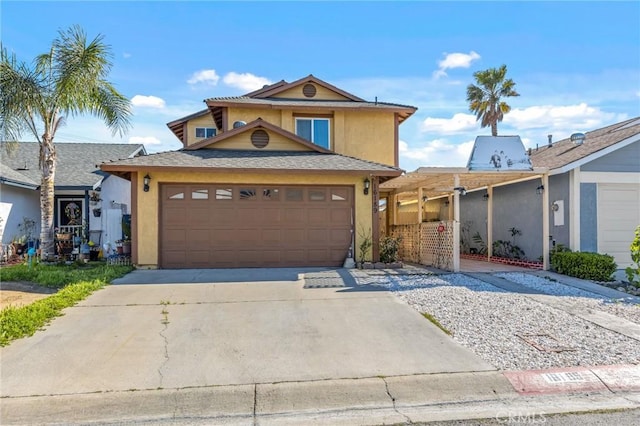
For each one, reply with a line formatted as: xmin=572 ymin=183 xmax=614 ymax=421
xmin=251 ymin=129 xmax=269 ymax=149
xmin=570 ymin=132 xmax=585 ymax=145
xmin=233 ymin=121 xmax=247 ymax=129
xmin=302 ymin=83 xmax=317 ymax=98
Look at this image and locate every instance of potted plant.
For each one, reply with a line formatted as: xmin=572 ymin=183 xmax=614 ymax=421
xmin=358 ymin=227 xmax=373 ymax=269
xmin=92 ymin=207 xmax=101 ymax=217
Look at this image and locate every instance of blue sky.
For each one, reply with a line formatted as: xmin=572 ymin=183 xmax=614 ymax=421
xmin=2 ymin=1 xmax=639 ymax=170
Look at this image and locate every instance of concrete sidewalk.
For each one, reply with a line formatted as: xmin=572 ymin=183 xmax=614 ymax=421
xmin=2 ymin=370 xmax=639 ymax=425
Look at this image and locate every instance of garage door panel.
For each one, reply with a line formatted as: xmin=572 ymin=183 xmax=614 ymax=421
xmin=283 ymin=229 xmax=305 ymax=243
xmin=262 ymin=229 xmax=281 ymax=243
xmin=284 ymin=209 xmax=305 ymax=223
xmin=598 ymin=183 xmax=640 ymax=268
xmin=307 ymin=209 xmax=329 ymax=223
xmin=307 ymin=229 xmax=328 ymax=244
xmin=330 ymin=208 xmax=351 ymax=222
xmin=161 ymin=184 xmax=354 ymax=268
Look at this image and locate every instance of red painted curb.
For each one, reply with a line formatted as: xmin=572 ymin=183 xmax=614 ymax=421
xmin=503 ymin=364 xmax=640 ymax=395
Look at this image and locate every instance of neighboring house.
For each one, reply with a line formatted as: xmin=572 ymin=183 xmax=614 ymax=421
xmin=102 ymin=75 xmax=417 ymax=268
xmin=460 ymin=117 xmax=640 ymax=268
xmin=0 ymin=142 xmax=147 ymax=249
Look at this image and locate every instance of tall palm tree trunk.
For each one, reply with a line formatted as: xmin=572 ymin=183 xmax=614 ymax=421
xmin=39 ymin=136 xmax=56 ymax=259
xmin=491 ymin=122 xmax=498 ymax=136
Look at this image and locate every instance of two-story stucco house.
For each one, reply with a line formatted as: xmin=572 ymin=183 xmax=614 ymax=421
xmin=102 ymin=75 xmax=417 ymax=268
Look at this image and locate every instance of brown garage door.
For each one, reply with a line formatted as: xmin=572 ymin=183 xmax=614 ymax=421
xmin=160 ymin=184 xmax=353 ymax=268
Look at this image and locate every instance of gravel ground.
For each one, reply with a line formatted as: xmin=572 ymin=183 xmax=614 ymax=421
xmin=352 ymin=271 xmax=640 ymax=371
xmin=496 ymin=272 xmax=640 ymax=325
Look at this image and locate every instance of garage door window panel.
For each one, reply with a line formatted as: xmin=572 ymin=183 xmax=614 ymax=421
xmin=331 ymin=188 xmax=348 ymax=201
xmin=286 ymin=188 xmax=304 ymax=202
xmin=191 ymin=189 xmax=209 ymax=200
xmin=240 ymin=188 xmax=257 ymax=200
xmin=309 ymin=189 xmax=326 ymax=201
xmin=262 ymin=188 xmax=280 ymax=200
xmin=216 ymin=188 xmax=233 ymax=200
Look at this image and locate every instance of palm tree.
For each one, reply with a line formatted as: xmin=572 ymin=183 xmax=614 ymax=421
xmin=466 ymin=64 xmax=519 ymax=136
xmin=0 ymin=25 xmax=131 ymax=259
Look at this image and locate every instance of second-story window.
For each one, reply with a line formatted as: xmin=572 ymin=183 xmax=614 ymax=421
xmin=295 ymin=118 xmax=330 ymax=149
xmin=195 ymin=127 xmax=216 ymax=138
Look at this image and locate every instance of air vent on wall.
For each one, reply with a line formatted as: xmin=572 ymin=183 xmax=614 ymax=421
xmin=251 ymin=129 xmax=269 ymax=149
xmin=302 ymin=83 xmax=317 ymax=98
xmin=233 ymin=121 xmax=247 ymax=129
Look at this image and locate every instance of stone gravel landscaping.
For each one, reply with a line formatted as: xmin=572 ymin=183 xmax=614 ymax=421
xmin=351 ymin=270 xmax=640 ymax=371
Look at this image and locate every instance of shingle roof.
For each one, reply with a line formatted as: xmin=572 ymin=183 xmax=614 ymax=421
xmin=0 ymin=142 xmax=146 ymax=188
xmin=530 ymin=117 xmax=640 ymax=171
xmin=101 ymin=149 xmax=402 ymax=176
xmin=0 ymin=163 xmax=38 ymax=188
xmin=205 ymin=96 xmax=416 ymax=111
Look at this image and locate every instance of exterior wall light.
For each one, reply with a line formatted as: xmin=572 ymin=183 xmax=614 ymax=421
xmin=536 ymin=184 xmax=544 ymax=195
xmin=422 ymin=195 xmax=428 ymax=203
xmin=454 ymin=186 xmax=467 ymax=196
xmin=363 ymin=177 xmax=370 ymax=195
xmin=483 ymin=193 xmax=490 ymax=201
xmin=143 ymin=174 xmax=151 ymax=192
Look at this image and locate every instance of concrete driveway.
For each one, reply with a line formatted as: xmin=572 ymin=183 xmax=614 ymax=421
xmin=0 ymin=268 xmax=493 ymax=398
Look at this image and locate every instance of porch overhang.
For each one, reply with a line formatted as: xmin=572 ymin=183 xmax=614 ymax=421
xmin=380 ymin=166 xmax=551 ymax=272
xmin=380 ymin=166 xmax=549 ymax=200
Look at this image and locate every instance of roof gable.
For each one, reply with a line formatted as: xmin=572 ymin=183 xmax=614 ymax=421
xmin=166 ymin=109 xmax=210 ymax=143
xmin=250 ymin=75 xmax=365 ymax=102
xmin=185 ymin=118 xmax=332 ymax=153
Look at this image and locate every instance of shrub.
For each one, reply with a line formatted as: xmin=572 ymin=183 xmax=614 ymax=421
xmin=380 ymin=235 xmax=401 ymax=263
xmin=625 ymin=225 xmax=640 ymax=287
xmin=551 ymin=251 xmax=617 ymax=282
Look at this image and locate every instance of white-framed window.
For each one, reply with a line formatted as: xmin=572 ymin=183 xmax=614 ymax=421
xmin=195 ymin=127 xmax=216 ymax=138
xmin=295 ymin=118 xmax=330 ymax=149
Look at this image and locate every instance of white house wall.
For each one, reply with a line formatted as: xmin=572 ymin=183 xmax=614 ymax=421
xmin=89 ymin=175 xmax=131 ymax=245
xmin=0 ymin=184 xmax=40 ymax=244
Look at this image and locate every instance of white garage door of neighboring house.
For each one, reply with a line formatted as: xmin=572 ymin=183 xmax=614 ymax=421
xmin=598 ymin=183 xmax=640 ymax=268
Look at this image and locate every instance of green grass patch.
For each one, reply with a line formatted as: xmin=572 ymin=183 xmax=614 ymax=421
xmin=0 ymin=263 xmax=133 ymax=346
xmin=421 ymin=312 xmax=452 ymax=335
xmin=0 ymin=263 xmax=131 ymax=289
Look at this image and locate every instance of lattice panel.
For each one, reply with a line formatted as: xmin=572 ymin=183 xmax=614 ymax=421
xmin=389 ymin=224 xmax=420 ymax=263
xmin=420 ymin=221 xmax=454 ymax=270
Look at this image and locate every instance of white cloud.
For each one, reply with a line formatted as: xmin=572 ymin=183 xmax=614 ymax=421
xmin=129 ymin=136 xmax=162 ymax=146
xmin=187 ymin=69 xmax=220 ymax=86
xmin=222 ymin=72 xmax=273 ymax=91
xmin=504 ymin=103 xmax=625 ymax=132
xmin=123 ymin=52 xmax=132 ymax=59
xmin=131 ymin=95 xmax=166 ymax=109
xmin=434 ymin=51 xmax=481 ymax=78
xmin=399 ymin=138 xmax=474 ymax=169
xmin=421 ymin=113 xmax=479 ymax=134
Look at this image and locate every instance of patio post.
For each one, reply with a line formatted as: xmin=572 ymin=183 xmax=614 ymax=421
xmin=453 ymin=174 xmax=460 ymax=272
xmin=542 ymin=173 xmax=550 ymax=270
xmin=487 ymin=185 xmax=493 ymax=261
xmin=417 ymin=187 xmax=423 ymax=224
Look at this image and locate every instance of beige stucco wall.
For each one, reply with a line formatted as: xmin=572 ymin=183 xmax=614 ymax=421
xmin=185 ymin=115 xmax=217 ymax=147
xmin=214 ymin=108 xmax=395 ymax=165
xmin=207 ymin=129 xmax=313 ymax=151
xmin=341 ymin=110 xmax=395 ymax=166
xmin=227 ymin=108 xmax=282 ymax=129
xmin=133 ymin=171 xmax=372 ymax=268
